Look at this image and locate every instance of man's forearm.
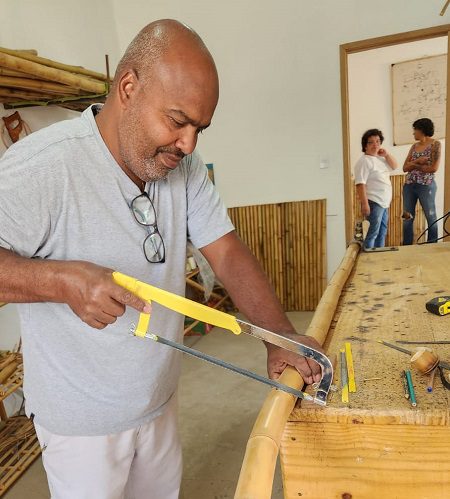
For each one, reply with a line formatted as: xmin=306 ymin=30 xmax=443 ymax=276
xmin=0 ymin=247 xmax=149 ymax=328
xmin=0 ymin=248 xmax=68 ymax=303
xmin=201 ymin=233 xmax=296 ymax=334
xmin=201 ymin=232 xmax=324 ymax=382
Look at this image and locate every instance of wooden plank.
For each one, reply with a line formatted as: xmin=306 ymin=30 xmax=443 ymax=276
xmin=281 ymin=421 xmax=450 ymax=499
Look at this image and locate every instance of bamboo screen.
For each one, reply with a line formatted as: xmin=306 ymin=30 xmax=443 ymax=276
xmin=228 ymin=200 xmax=327 ymax=311
xmin=352 ymin=174 xmax=426 ymax=246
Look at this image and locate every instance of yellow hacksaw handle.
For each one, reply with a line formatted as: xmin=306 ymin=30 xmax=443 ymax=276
xmin=112 ymin=271 xmax=242 ymax=337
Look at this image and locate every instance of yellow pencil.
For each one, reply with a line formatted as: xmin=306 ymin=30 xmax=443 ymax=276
xmin=345 ymin=342 xmax=357 ymax=393
xmin=340 ymin=349 xmax=349 ymax=403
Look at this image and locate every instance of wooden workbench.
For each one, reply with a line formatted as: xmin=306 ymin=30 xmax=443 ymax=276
xmin=236 ymin=242 xmax=450 ymax=499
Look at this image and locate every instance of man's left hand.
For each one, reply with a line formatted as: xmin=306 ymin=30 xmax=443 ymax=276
xmin=265 ymin=333 xmax=324 ymax=385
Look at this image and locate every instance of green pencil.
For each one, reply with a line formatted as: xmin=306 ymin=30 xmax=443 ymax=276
xmin=405 ymin=370 xmax=417 ymax=407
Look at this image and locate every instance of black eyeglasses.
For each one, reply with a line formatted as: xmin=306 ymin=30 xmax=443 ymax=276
xmin=130 ymin=191 xmax=165 ymax=263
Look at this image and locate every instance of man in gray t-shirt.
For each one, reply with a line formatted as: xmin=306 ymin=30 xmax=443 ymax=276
xmin=0 ymin=19 xmax=323 ymax=499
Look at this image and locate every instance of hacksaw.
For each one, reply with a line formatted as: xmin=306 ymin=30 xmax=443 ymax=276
xmin=113 ymin=272 xmax=333 ymax=406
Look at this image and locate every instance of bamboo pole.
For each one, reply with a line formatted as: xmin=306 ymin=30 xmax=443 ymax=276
xmin=186 ymin=277 xmax=224 ymax=301
xmin=0 ymin=52 xmax=106 ymax=93
xmin=294 ymin=202 xmax=301 ymax=310
xmin=0 ymin=75 xmax=82 ymax=95
xmin=299 ymin=202 xmax=306 ymax=310
xmin=234 ymin=242 xmax=360 ymax=499
xmin=285 ymin=203 xmax=293 ymax=310
xmin=321 ymin=200 xmax=327 ymax=296
xmin=0 ymin=68 xmax=46 ymax=79
xmin=277 ymin=204 xmax=284 ymax=305
xmin=0 ymin=354 xmax=17 ymax=371
xmin=0 ymin=362 xmax=18 ymax=385
xmin=0 ymin=88 xmax=55 ymax=101
xmin=11 ymin=49 xmax=38 ymax=56
xmin=0 ymin=47 xmax=109 ymax=81
xmin=294 ymin=201 xmax=300 ymax=310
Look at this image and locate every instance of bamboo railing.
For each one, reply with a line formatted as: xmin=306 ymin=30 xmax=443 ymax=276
xmin=0 ymin=48 xmax=110 ymax=111
xmin=234 ymin=242 xmax=361 ymax=499
xmin=228 ymin=200 xmax=327 ymax=311
xmin=352 ymin=174 xmax=427 ymax=246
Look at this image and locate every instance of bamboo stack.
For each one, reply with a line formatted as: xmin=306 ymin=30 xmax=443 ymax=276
xmin=0 ymin=48 xmax=110 ymax=111
xmin=352 ymin=174 xmax=427 ymax=246
xmin=0 ymin=416 xmax=41 ymax=496
xmin=228 ymin=199 xmax=327 ymax=311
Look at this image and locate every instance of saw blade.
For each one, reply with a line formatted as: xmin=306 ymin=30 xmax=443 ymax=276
xmin=140 ymin=331 xmax=315 ymax=402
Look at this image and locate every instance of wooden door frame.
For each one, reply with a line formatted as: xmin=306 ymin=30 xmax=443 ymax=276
xmin=340 ymin=25 xmax=450 ymax=243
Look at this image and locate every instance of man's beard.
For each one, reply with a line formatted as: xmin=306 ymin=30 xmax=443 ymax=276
xmin=118 ymin=126 xmax=171 ymax=182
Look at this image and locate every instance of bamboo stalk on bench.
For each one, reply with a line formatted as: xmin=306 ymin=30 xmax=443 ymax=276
xmin=0 ymin=52 xmax=106 ymax=93
xmin=234 ymin=241 xmax=360 ymax=499
xmin=0 ymin=47 xmax=109 ymax=82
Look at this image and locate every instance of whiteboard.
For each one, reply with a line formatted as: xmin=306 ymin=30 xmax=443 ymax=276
xmin=391 ymin=54 xmax=447 ymax=145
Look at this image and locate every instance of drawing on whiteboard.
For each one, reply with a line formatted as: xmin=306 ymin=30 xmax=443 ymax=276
xmin=392 ymin=54 xmax=446 ymax=145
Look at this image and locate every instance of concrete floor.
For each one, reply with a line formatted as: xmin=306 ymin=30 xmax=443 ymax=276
xmin=4 ymin=311 xmax=313 ymax=499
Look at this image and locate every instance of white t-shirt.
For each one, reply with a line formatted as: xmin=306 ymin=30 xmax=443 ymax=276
xmin=353 ymin=154 xmax=392 ymax=208
xmin=0 ymin=105 xmax=234 ymax=436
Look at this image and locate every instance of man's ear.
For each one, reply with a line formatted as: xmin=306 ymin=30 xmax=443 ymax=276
xmin=118 ymin=69 xmax=138 ymax=106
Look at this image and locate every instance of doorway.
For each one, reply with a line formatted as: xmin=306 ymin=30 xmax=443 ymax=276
xmin=340 ymin=25 xmax=450 ymax=244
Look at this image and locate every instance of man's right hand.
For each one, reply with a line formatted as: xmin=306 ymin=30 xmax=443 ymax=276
xmin=62 ymin=261 xmax=151 ymax=329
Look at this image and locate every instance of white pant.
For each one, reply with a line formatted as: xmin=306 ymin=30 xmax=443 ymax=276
xmin=34 ymin=396 xmax=182 ymax=499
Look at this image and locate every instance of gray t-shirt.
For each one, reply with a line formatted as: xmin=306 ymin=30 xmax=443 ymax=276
xmin=0 ymin=105 xmax=234 ymax=435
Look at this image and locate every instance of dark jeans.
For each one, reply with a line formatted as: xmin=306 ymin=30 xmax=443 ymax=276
xmin=402 ymin=181 xmax=438 ymax=245
xmin=365 ymin=200 xmax=388 ymax=249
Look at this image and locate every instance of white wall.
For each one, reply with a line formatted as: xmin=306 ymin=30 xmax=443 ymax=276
xmin=348 ymin=38 xmax=447 ymax=233
xmin=0 ymin=1 xmax=449 ymax=343
xmin=0 ymin=0 xmax=120 ymax=156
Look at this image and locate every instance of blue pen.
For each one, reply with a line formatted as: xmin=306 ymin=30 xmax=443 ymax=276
xmin=405 ymin=370 xmax=417 ymax=407
xmin=426 ymin=368 xmax=437 ymax=393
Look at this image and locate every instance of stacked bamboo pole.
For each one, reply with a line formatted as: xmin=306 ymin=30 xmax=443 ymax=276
xmin=0 ymin=48 xmax=110 ymax=111
xmin=234 ymin=242 xmax=360 ymax=499
xmin=228 ymin=199 xmax=327 ymax=311
xmin=0 ymin=416 xmax=41 ymax=495
xmin=352 ymin=174 xmax=427 ymax=246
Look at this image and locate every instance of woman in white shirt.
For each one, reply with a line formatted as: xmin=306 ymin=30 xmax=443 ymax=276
xmin=354 ymin=129 xmax=398 ymax=248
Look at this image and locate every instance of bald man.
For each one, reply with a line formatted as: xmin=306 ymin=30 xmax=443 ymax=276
xmin=0 ymin=20 xmax=323 ymax=498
